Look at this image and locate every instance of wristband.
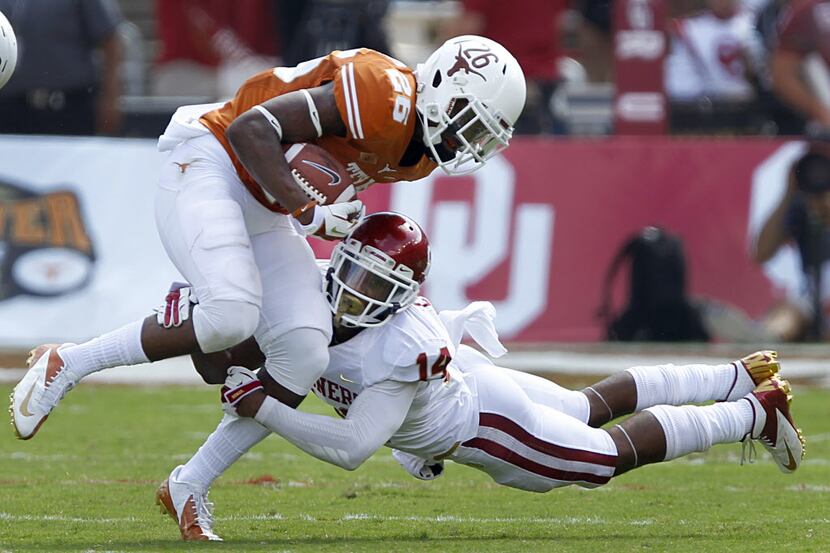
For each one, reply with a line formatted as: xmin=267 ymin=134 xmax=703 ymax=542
xmin=289 ymin=204 xmax=325 ymax=237
xmin=291 ymin=200 xmax=318 ymax=219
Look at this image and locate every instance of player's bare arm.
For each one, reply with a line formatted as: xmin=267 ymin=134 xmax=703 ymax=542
xmin=189 ymin=337 xmax=263 ymax=384
xmin=191 ymin=338 xmax=307 ymax=408
xmin=753 ymin=167 xmax=799 ymax=263
xmin=771 ymin=50 xmax=830 ymax=126
xmin=226 ymin=82 xmax=347 ymax=225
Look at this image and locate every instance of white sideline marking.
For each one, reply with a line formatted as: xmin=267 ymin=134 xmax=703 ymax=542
xmin=786 ymin=485 xmax=830 ymax=493
xmin=4 ymin=511 xmax=828 ymax=526
xmin=2 ymin=351 xmax=830 ymax=384
xmin=0 ymin=512 xmax=138 ymax=523
xmin=0 ymin=511 xmax=635 ymax=525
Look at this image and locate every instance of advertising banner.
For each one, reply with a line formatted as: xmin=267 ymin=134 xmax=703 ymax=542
xmin=0 ymin=135 xmax=797 ymax=345
xmin=0 ymin=136 xmax=181 ymax=347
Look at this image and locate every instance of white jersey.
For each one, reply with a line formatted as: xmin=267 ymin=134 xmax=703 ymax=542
xmin=249 ymin=291 xmax=618 ymax=492
xmin=312 ymin=297 xmax=479 ymax=459
xmin=665 ymin=10 xmax=764 ymax=101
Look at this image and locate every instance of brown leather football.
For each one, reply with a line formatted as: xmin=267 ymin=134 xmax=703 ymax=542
xmin=283 ymin=143 xmax=356 ymax=206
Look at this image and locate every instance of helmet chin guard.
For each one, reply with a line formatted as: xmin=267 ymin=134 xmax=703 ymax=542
xmin=415 ymin=35 xmax=526 ymax=175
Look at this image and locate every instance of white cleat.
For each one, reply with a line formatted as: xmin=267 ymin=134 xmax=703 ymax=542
xmin=742 ymin=377 xmax=806 ymax=473
xmin=155 ymin=465 xmax=222 ymax=541
xmin=9 ymin=343 xmax=77 ymax=440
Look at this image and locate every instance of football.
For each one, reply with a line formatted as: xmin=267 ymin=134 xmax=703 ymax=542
xmin=283 ymin=143 xmax=356 ymax=206
xmin=0 ymin=10 xmax=17 ymax=90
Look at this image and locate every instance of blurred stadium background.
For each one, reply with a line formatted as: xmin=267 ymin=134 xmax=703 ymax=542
xmin=0 ymin=0 xmax=829 ymax=378
xmin=0 ymin=1 xmax=829 ymax=550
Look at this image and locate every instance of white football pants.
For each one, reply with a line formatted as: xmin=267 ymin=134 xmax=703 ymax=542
xmin=156 ymin=133 xmax=332 ymax=394
xmin=453 ymin=352 xmax=617 ymax=492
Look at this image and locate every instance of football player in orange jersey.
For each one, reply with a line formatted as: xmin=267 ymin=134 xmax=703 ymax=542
xmin=10 ymin=36 xmax=527 ymax=447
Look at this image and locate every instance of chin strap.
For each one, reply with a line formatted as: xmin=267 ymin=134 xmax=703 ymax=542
xmin=324 ymin=266 xmax=335 ymax=298
xmin=375 ymin=301 xmax=402 ymax=323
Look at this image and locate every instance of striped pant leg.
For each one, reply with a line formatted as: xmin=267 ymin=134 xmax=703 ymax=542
xmin=454 ymin=369 xmax=618 ymax=492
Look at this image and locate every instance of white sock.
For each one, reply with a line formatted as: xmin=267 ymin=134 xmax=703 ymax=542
xmin=627 ymin=362 xmax=755 ymax=411
xmin=177 ymin=414 xmax=270 ymax=490
xmin=60 ymin=320 xmax=149 ymax=380
xmin=645 ymin=401 xmax=754 ymax=461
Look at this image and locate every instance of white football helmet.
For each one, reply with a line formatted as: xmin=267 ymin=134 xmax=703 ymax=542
xmin=415 ymin=35 xmax=526 ymax=175
xmin=0 ymin=10 xmax=17 ymax=90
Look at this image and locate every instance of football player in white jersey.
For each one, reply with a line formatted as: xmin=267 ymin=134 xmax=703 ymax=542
xmin=156 ymin=212 xmax=804 ymax=542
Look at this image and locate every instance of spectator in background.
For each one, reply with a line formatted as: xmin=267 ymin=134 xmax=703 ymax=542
xmin=442 ymin=0 xmax=568 ymax=134
xmin=664 ymin=0 xmax=765 ymax=104
xmin=153 ymin=0 xmax=278 ymax=99
xmin=574 ymin=0 xmax=613 ymax=83
xmin=771 ymin=0 xmax=830 ymax=129
xmin=752 ymin=136 xmax=830 ymax=340
xmin=752 ymin=0 xmax=806 ymax=135
xmin=276 ymin=0 xmax=390 ymax=67
xmin=0 ymin=0 xmax=123 ymax=136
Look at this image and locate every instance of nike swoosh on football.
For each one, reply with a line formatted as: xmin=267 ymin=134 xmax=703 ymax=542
xmin=784 ymin=442 xmax=799 ymax=471
xmin=302 ymin=160 xmax=342 ymax=186
xmin=18 ymin=384 xmax=37 ymax=417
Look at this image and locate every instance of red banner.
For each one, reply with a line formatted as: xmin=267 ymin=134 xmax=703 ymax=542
xmin=312 ymin=137 xmax=801 ymax=342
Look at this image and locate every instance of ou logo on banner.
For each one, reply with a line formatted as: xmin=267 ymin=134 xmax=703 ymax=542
xmin=390 ymin=156 xmax=554 ymax=339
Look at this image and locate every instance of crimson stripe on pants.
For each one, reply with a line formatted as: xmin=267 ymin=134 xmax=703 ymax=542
xmin=461 ymin=437 xmax=612 ymax=485
xmin=479 ymin=412 xmax=617 ymax=467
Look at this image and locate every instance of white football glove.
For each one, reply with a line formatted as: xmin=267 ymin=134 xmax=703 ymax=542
xmin=155 ymin=282 xmax=196 ymax=328
xmin=293 ymin=200 xmax=365 ymax=240
xmin=392 ymin=449 xmax=445 ymax=481
xmin=220 ymin=366 xmax=264 ymax=417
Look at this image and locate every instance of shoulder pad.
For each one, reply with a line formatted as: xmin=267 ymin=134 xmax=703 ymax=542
xmin=379 ymin=305 xmax=452 ymax=383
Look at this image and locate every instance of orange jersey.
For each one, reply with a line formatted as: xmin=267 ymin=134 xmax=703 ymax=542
xmin=200 ymin=49 xmax=437 ymax=212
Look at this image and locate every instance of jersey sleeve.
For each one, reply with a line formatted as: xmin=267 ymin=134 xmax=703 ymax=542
xmin=333 ymin=53 xmax=415 ymax=142
xmin=777 ymin=3 xmax=819 ymax=56
xmin=254 ymin=380 xmax=419 ymax=471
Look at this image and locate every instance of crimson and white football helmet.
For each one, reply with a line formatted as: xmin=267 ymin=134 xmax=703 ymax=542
xmin=326 ymin=212 xmax=430 ymax=328
xmin=0 ymin=10 xmax=17 ymax=90
xmin=415 ymin=35 xmax=526 ymax=175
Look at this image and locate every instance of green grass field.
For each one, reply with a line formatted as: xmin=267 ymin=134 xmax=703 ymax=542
xmin=0 ymin=383 xmax=828 ymax=552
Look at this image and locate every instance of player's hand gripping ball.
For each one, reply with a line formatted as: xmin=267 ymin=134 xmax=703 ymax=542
xmin=283 ymin=143 xmax=363 ymax=239
xmin=0 ymin=10 xmax=18 ymax=90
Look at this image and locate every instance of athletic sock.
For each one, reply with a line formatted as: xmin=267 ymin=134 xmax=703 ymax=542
xmin=177 ymin=414 xmax=270 ymax=490
xmin=60 ymin=320 xmax=149 ymax=380
xmin=627 ymin=362 xmax=755 ymax=411
xmin=645 ymin=401 xmax=754 ymax=461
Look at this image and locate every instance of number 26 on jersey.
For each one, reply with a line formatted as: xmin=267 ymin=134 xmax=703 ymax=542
xmin=386 ymin=69 xmax=412 ymax=125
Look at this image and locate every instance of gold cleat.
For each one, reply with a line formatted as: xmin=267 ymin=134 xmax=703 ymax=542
xmin=739 ymin=350 xmax=781 ymax=386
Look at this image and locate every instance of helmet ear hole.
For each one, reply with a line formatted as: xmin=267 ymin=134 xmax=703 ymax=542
xmin=432 ymin=70 xmax=442 ymax=88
